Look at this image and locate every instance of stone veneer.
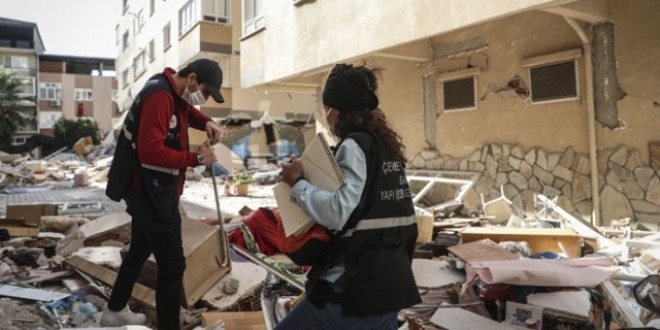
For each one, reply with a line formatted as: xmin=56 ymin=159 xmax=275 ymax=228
xmin=410 ymin=144 xmax=660 ymax=227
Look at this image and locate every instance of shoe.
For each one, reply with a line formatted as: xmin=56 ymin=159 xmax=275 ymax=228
xmin=100 ymin=305 xmax=147 ymax=326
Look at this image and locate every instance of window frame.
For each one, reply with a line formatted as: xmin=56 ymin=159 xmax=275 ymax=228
xmin=122 ymin=69 xmax=129 ymax=88
xmin=179 ymin=0 xmax=200 ymax=36
xmin=242 ymin=0 xmax=264 ymax=36
xmin=528 ymin=59 xmax=579 ymax=105
xmin=14 ymin=77 xmax=36 ymax=96
xmin=202 ymin=0 xmax=230 ymax=24
xmin=163 ymin=22 xmax=171 ymax=50
xmin=39 ymin=82 xmax=63 ymax=101
xmin=3 ymin=56 xmax=29 ymax=69
xmin=133 ymin=51 xmax=147 ymax=79
xmin=437 ymin=68 xmax=480 ymax=113
xmin=74 ymin=88 xmax=94 ymax=101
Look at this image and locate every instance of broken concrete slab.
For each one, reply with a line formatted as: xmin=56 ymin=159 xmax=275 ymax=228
xmin=200 ymin=261 xmax=267 ymax=311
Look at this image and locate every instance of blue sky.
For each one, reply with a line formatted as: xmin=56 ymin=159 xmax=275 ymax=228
xmin=0 ymin=0 xmax=119 ymax=58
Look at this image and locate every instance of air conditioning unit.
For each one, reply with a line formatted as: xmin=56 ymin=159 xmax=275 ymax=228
xmin=50 ymin=100 xmax=61 ymax=107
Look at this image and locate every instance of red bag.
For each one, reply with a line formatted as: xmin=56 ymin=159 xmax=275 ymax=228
xmin=276 ymin=218 xmax=330 ymax=266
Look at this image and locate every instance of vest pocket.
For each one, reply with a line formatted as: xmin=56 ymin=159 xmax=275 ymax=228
xmin=128 ymin=173 xmax=178 ymax=223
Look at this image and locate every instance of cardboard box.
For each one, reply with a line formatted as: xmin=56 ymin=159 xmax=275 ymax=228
xmin=24 ymin=160 xmax=45 ymax=172
xmin=74 ymin=136 xmax=94 ymax=156
xmin=74 ymin=171 xmax=89 ymax=186
xmin=141 ymin=217 xmax=231 ymax=308
xmin=0 ymin=219 xmax=40 ymax=237
xmin=7 ymin=204 xmax=58 ymax=227
xmin=202 ymin=311 xmax=266 ymax=330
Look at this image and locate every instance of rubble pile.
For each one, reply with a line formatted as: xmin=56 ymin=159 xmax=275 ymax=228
xmin=2 ymin=144 xmax=660 ymax=330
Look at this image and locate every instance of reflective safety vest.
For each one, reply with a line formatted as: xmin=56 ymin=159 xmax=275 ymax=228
xmin=105 ymin=73 xmax=180 ymax=203
xmin=306 ymin=132 xmax=422 ymax=317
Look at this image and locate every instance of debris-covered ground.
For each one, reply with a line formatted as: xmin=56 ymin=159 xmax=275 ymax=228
xmin=2 ymin=143 xmax=660 ymax=329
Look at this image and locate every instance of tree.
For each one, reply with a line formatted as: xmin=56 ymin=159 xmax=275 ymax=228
xmin=0 ymin=72 xmax=30 ymax=147
xmin=53 ymin=117 xmax=102 ymax=149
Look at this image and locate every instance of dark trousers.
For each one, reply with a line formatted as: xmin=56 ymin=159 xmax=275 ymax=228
xmin=108 ymin=212 xmax=186 ymax=330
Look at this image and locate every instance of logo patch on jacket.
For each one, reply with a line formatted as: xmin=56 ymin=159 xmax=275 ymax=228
xmin=169 ymin=114 xmax=177 ymax=129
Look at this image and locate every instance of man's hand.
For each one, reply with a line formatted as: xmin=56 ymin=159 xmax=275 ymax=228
xmin=197 ymin=139 xmax=217 ymax=166
xmin=281 ymin=155 xmax=304 ymax=187
xmin=205 ymin=121 xmax=222 ymax=145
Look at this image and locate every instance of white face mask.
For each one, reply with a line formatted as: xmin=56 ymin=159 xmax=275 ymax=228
xmin=182 ymin=81 xmax=206 ymax=105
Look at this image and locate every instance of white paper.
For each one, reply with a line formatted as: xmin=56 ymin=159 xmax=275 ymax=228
xmin=527 ymin=291 xmax=591 ymax=318
xmin=466 ymin=257 xmax=618 ymax=288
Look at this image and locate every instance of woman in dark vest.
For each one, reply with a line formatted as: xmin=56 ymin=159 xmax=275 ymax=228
xmin=278 ymin=63 xmax=421 ymax=329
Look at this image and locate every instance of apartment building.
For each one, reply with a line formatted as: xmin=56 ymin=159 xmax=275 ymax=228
xmin=239 ymin=0 xmax=660 ymax=226
xmin=0 ymin=17 xmax=44 ymax=146
xmin=38 ymin=55 xmax=118 ymax=136
xmin=114 ymin=0 xmax=316 ymax=157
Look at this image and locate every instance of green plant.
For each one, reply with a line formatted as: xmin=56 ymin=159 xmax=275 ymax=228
xmin=0 ymin=72 xmax=31 ymax=148
xmin=234 ymin=169 xmax=254 ymax=185
xmin=53 ymin=117 xmax=101 ymax=149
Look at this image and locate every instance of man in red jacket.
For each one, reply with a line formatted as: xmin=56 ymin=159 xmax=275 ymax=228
xmin=101 ymin=59 xmax=224 ymax=329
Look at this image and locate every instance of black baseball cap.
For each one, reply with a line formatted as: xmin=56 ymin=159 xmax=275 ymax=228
xmin=186 ymin=58 xmax=225 ymax=103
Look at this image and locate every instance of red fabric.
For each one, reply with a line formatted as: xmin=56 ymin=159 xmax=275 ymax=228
xmin=128 ymin=68 xmax=212 ymax=196
xmin=276 ymin=220 xmax=329 ymax=254
xmin=229 ymin=208 xmax=281 ymax=256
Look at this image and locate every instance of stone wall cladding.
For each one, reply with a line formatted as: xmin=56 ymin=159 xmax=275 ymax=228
xmin=410 ymin=144 xmax=660 ymax=227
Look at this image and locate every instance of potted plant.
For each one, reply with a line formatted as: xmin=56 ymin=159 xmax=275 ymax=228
xmin=233 ymin=169 xmax=254 ymax=196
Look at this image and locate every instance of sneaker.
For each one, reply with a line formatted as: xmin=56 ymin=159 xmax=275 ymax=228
xmin=100 ymin=305 xmax=147 ymax=326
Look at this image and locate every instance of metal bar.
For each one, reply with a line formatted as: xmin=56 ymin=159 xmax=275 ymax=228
xmin=600 ymin=280 xmax=645 ymax=328
xmin=210 ymin=163 xmax=229 ymax=268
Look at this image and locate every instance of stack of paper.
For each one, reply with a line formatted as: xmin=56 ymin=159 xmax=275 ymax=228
xmin=273 ymin=133 xmax=345 ymax=237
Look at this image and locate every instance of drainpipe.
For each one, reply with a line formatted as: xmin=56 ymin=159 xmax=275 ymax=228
xmin=565 ymin=17 xmax=601 ymax=226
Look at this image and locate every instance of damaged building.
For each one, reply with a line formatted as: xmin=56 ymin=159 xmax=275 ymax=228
xmin=239 ymin=0 xmax=660 ymax=227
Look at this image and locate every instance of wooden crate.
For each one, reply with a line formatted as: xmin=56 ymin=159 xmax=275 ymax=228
xmin=460 ymin=227 xmax=582 ymax=257
xmin=141 ymin=217 xmax=231 ymax=308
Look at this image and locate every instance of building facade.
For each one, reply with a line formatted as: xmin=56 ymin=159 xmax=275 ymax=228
xmin=0 ymin=17 xmax=44 ymax=146
xmin=239 ymin=0 xmax=660 ymax=226
xmin=38 ymin=55 xmax=118 ymax=135
xmin=114 ymin=0 xmax=316 ymax=155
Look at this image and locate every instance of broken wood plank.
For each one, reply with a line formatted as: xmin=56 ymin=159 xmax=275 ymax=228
xmin=459 ymin=227 xmax=581 ymax=256
xmin=0 ymin=284 xmax=70 ymax=301
xmin=447 ymin=238 xmax=518 ymax=263
xmin=66 ymin=256 xmax=156 ymax=310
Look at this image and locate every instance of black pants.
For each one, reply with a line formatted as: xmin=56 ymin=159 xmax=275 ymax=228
xmin=108 ymin=212 xmax=186 ymax=330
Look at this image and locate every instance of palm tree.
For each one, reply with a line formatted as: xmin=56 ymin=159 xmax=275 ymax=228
xmin=0 ymin=72 xmax=30 ymax=143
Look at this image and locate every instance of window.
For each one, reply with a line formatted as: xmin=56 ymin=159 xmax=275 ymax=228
xmin=39 ymin=82 xmax=62 ymax=100
xmin=11 ymin=136 xmax=27 ymax=146
xmin=122 ymin=0 xmax=129 ymax=13
xmin=3 ymin=56 xmax=29 ymax=68
xmin=443 ymin=77 xmax=476 ymax=111
xmin=74 ymin=88 xmax=94 ymax=101
xmin=163 ymin=23 xmax=171 ymax=48
xmin=529 ymin=60 xmax=577 ymax=103
xmin=115 ymin=25 xmax=120 ymax=45
xmin=179 ymin=0 xmax=200 ymax=35
xmin=150 ymin=0 xmax=156 ymax=16
xmin=203 ymin=0 xmax=230 ymax=24
xmin=133 ymin=10 xmax=145 ymax=34
xmin=242 ymin=0 xmax=264 ymax=35
xmin=14 ymin=77 xmax=35 ymax=96
xmin=133 ymin=51 xmax=146 ymax=78
xmin=112 ymin=89 xmax=119 ymax=101
xmin=16 ymin=41 xmax=30 ymax=49
xmin=149 ymin=39 xmax=155 ymax=62
xmin=122 ymin=69 xmax=129 ymax=87
xmin=122 ymin=31 xmax=129 ymax=51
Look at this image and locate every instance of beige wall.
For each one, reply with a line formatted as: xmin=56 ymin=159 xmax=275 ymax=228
xmin=596 ymin=0 xmax=660 ymax=163
xmin=240 ymin=0 xmax=567 ymax=88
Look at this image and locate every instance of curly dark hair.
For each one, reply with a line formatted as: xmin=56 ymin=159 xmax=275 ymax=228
xmin=329 ymin=63 xmax=407 ymax=164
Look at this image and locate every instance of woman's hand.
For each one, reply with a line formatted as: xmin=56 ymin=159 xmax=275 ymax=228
xmin=281 ymin=155 xmax=304 ymax=187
